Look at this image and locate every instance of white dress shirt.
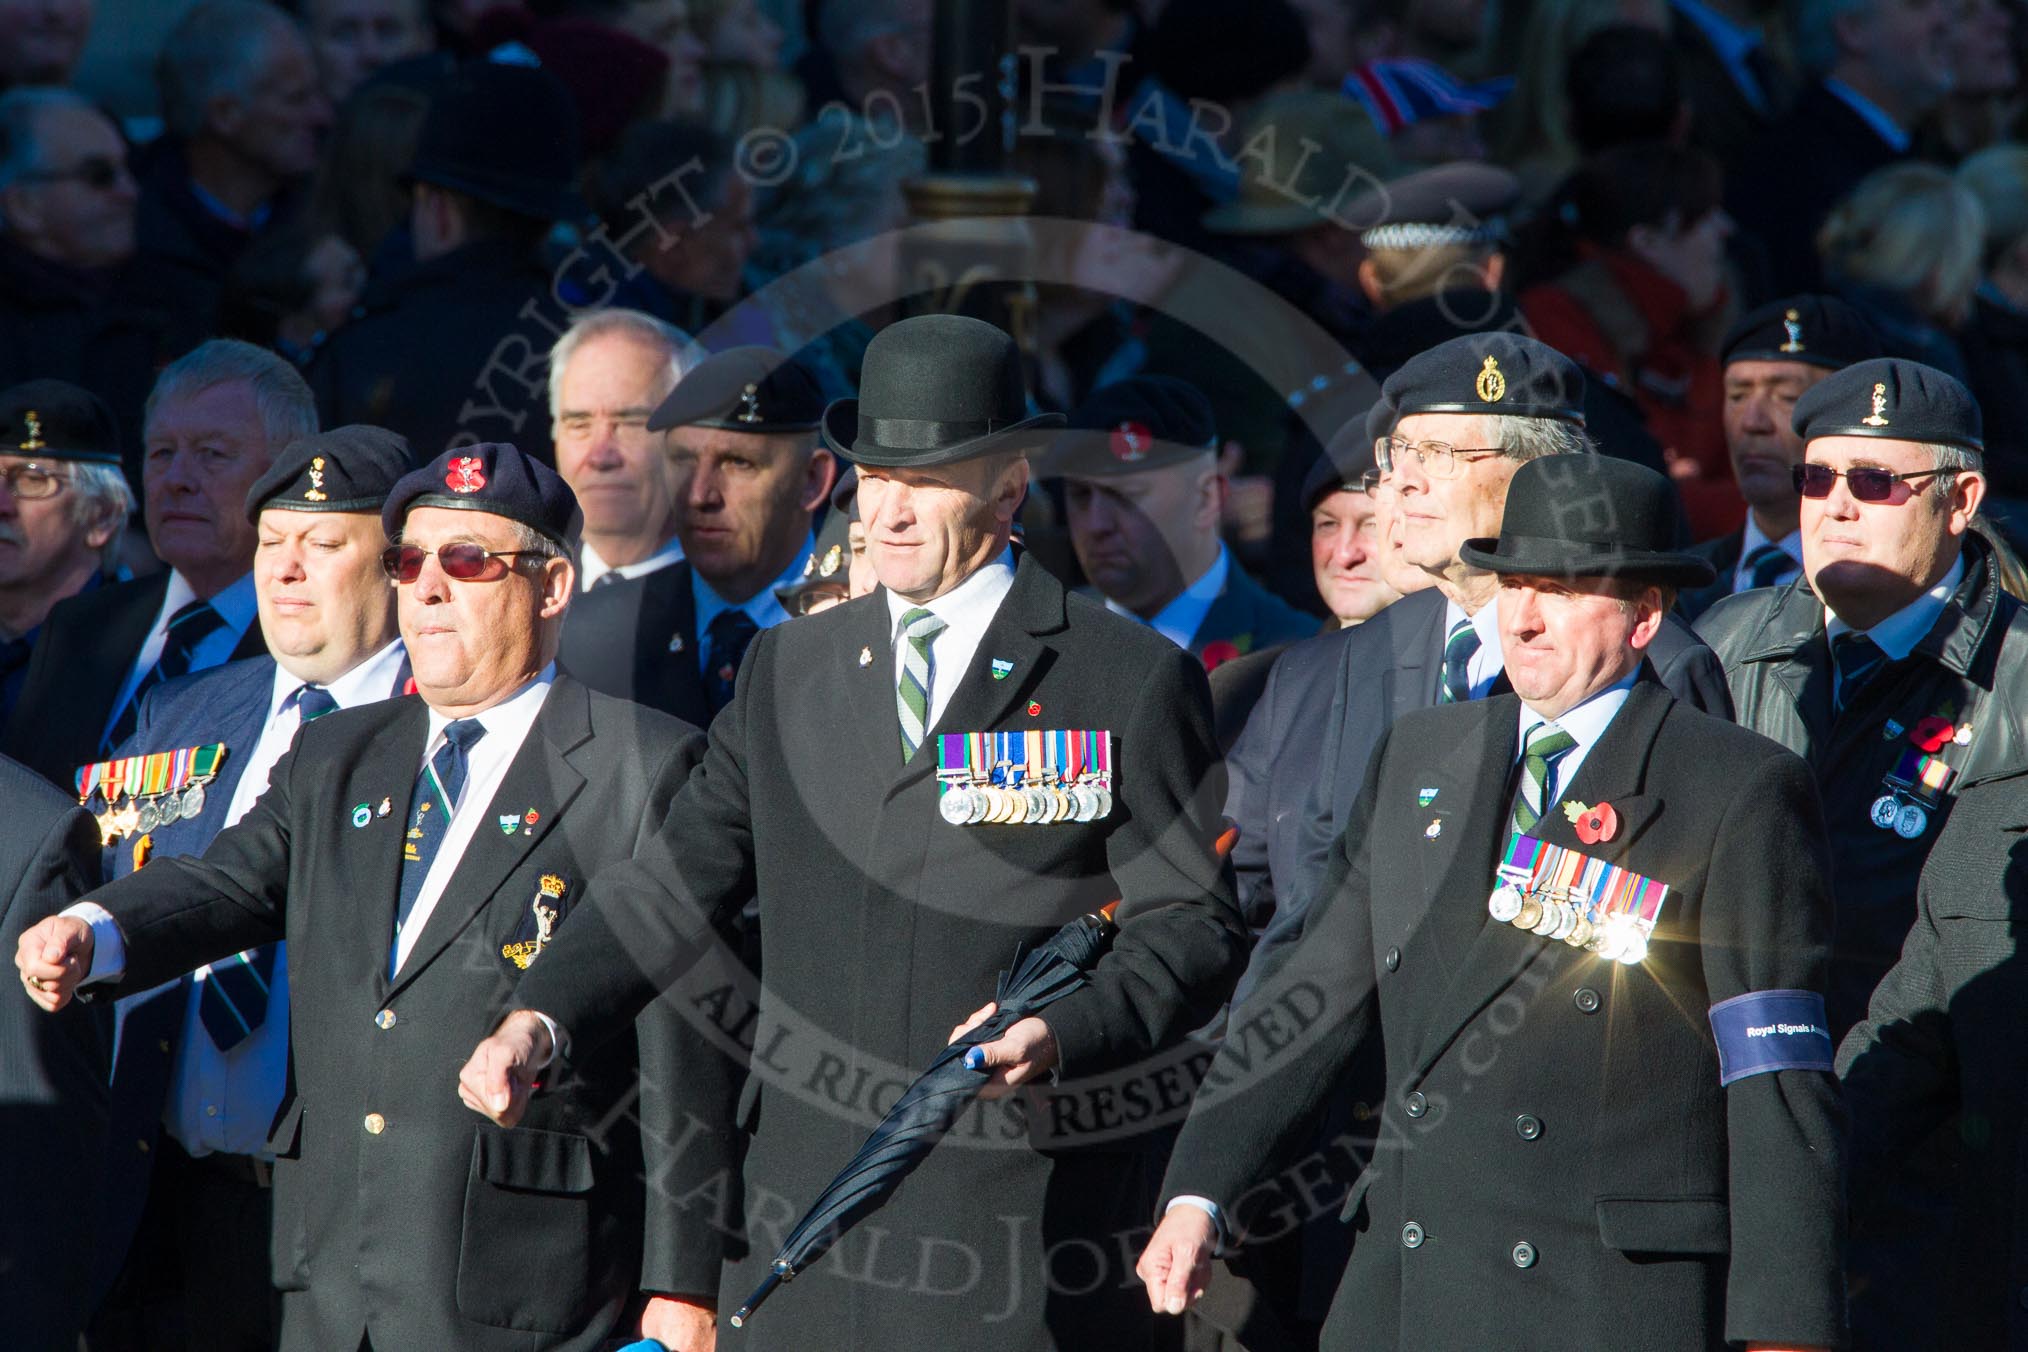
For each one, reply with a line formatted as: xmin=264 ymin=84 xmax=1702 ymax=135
xmin=1732 ymin=517 xmax=1805 ymax=593
xmin=103 ymin=570 xmax=260 ymax=746
xmin=883 ymin=548 xmax=1018 ymax=732
xmin=1445 ymin=595 xmax=1507 ymax=699
xmin=1823 ymin=555 xmax=1962 ymax=703
xmin=692 ymin=535 xmax=812 ymax=672
xmin=1107 ymin=545 xmax=1230 ymax=650
xmin=1514 ymin=671 xmax=1638 ymax=806
xmin=579 ymin=536 xmax=684 ymax=590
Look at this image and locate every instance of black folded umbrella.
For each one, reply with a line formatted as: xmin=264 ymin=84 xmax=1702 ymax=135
xmin=730 ymin=823 xmax=1240 ymax=1329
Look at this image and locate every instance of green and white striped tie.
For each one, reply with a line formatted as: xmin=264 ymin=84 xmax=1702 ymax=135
xmin=1439 ymin=617 xmax=1481 ymax=703
xmin=1512 ymin=721 xmax=1578 ymax=836
xmin=896 ymin=606 xmax=946 ymax=760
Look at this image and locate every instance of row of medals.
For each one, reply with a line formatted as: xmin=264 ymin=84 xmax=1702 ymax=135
xmin=940 ymin=776 xmax=1113 ymax=825
xmin=1487 ymin=882 xmax=1645 ymax=961
xmin=96 ymin=780 xmax=209 ymax=840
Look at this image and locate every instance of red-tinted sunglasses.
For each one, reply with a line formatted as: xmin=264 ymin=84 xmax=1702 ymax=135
xmin=1792 ymin=463 xmax=1945 ymax=502
xmin=380 ymin=542 xmax=545 ymax=583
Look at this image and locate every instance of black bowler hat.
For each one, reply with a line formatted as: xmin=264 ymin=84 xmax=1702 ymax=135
xmin=246 ymin=425 xmax=416 ymax=522
xmin=0 ymin=379 xmax=120 ymax=465
xmin=1791 ymin=357 xmax=1984 ymax=454
xmin=383 ymin=442 xmax=582 ymax=548
xmin=1302 ymin=413 xmax=1383 ymax=512
xmin=821 ymin=315 xmax=1064 ymax=468
xmin=1459 ymin=454 xmax=1714 ymax=587
xmin=649 ymin=347 xmax=826 ymax=434
xmin=1042 ymin=375 xmax=1219 ymax=479
xmin=1382 ymin=333 xmax=1586 ymax=426
xmin=405 ymin=61 xmax=585 ymax=223
xmin=1721 ymin=295 xmax=1883 ymax=371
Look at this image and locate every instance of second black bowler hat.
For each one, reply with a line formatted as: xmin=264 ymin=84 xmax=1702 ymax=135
xmin=1459 ymin=454 xmax=1714 ymax=587
xmin=405 ymin=61 xmax=585 ymax=223
xmin=821 ymin=315 xmax=1063 ymax=468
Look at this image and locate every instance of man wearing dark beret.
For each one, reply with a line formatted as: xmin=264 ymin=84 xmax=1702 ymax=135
xmin=455 ymin=314 xmax=1247 ymax=1350
xmin=1046 ymin=374 xmax=1317 ymax=672
xmin=20 ymin=441 xmax=743 ymax=1352
xmin=559 ymin=345 xmax=835 ymax=725
xmin=1697 ymin=356 xmax=2028 ymax=1349
xmin=1678 ymin=295 xmax=1885 ymax=620
xmin=0 ymin=379 xmax=135 ymax=722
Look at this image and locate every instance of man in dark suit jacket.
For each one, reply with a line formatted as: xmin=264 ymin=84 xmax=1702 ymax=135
xmin=0 ymin=754 xmax=108 ymax=1352
xmin=459 ymin=316 xmax=1247 ymax=1351
xmin=559 ymin=346 xmax=836 ymax=724
xmin=20 ymin=443 xmax=741 ymax=1352
xmin=1140 ymin=454 xmax=1846 ymax=1352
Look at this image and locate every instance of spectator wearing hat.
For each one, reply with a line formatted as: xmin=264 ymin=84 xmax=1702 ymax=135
xmin=308 ymin=60 xmax=585 ymax=461
xmin=85 ymin=425 xmax=415 ymax=1352
xmin=1145 ymin=452 xmax=1846 ymax=1352
xmin=1302 ymin=424 xmax=1407 ymax=633
xmin=19 ymin=438 xmax=742 ymax=1352
xmin=774 ymin=467 xmax=862 ymax=617
xmin=1678 ymin=294 xmax=1884 ymax=620
xmin=1695 ymin=356 xmax=2028 ymax=1349
xmin=1047 ymin=375 xmax=1318 ymax=672
xmin=456 ymin=313 xmax=1246 ymax=1352
xmin=560 ymin=344 xmax=833 ymax=724
xmin=0 ymin=380 xmax=135 ymax=722
xmin=5 ymin=340 xmax=313 ymax=788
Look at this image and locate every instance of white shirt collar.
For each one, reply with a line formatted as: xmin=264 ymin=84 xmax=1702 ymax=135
xmin=267 ymin=639 xmax=408 ymax=721
xmin=692 ymin=534 xmax=813 ymax=643
xmin=423 ymin=662 xmax=557 ymax=757
xmin=1515 ymin=669 xmax=1638 ymax=801
xmin=578 ymin=536 xmax=685 ymax=590
xmin=159 ymin=569 xmax=259 ymax=637
xmin=883 ymin=547 xmax=1019 ymax=637
xmin=1822 ymin=78 xmax=1912 ymax=153
xmin=1107 ymin=544 xmax=1230 ymax=650
xmin=1824 ymin=554 xmax=1964 ymax=662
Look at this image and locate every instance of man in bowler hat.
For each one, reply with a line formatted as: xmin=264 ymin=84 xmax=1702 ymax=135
xmin=1141 ymin=453 xmax=1846 ymax=1352
xmin=457 ymin=314 xmax=1247 ymax=1350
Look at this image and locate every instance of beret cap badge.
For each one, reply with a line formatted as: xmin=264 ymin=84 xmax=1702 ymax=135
xmin=304 ymin=456 xmax=328 ymax=502
xmin=1862 ymin=382 xmax=1890 ymax=428
xmin=446 ymin=456 xmax=486 ymax=493
xmin=736 ymin=382 xmax=763 ymax=425
xmin=1779 ymin=309 xmax=1805 ymax=354
xmin=1475 ymin=356 xmax=1506 ymax=404
xmin=1109 ymin=421 xmax=1152 ymax=463
xmin=19 ymin=410 xmax=43 ymax=452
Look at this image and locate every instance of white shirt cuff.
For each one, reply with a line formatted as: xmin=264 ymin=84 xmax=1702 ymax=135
xmin=529 ymin=1012 xmax=565 ymax=1070
xmin=1165 ymin=1195 xmax=1229 ymax=1253
xmin=59 ymin=901 xmax=125 ymax=983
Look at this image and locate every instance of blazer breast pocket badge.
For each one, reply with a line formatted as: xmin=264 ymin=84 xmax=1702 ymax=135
xmin=936 ymin=729 xmax=1114 ymax=825
xmin=501 ymin=873 xmax=573 ymax=970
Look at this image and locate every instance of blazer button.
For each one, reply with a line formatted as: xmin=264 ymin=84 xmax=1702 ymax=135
xmin=1385 ymin=947 xmax=1401 ymax=972
xmin=364 ymin=1112 xmax=386 ymax=1135
xmin=1515 ymin=1114 xmax=1542 ymax=1141
xmin=375 ymin=1009 xmax=397 ymax=1029
xmin=1404 ymin=1091 xmax=1427 ymax=1118
xmin=1401 ymin=1222 xmax=1424 ymax=1249
xmin=1512 ymin=1241 xmax=1537 ymax=1268
xmin=1573 ymin=987 xmax=1601 ymax=1014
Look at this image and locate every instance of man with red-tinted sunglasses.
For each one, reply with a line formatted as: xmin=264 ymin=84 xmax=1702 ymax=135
xmin=1696 ymin=355 xmax=2028 ymax=1350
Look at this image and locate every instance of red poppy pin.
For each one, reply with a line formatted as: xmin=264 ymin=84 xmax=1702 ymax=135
xmin=446 ymin=455 xmax=486 ymax=494
xmin=1109 ymin=421 xmax=1151 ymax=463
xmin=1200 ymin=633 xmax=1253 ymax=674
xmin=1908 ymin=715 xmax=1955 ymax=753
xmin=1026 ymin=700 xmax=1042 ymax=717
xmin=1563 ymin=799 xmax=1619 ymax=845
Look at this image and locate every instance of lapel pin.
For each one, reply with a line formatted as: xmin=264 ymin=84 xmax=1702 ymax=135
xmin=668 ymin=632 xmax=685 ymax=654
xmin=1026 ymin=700 xmax=1042 ymax=717
xmin=1564 ymin=799 xmax=1620 ymax=845
xmin=351 ymin=803 xmax=372 ymax=829
xmin=498 ymin=814 xmax=520 ymax=836
xmin=1882 ymin=718 xmax=1905 ymax=741
xmin=1909 ymin=716 xmax=1955 ymax=753
xmin=376 ymin=796 xmax=392 ymax=816
xmin=858 ymin=646 xmax=873 ymax=667
xmin=990 ymin=658 xmax=1014 ymax=681
xmin=1417 ymin=787 xmax=1438 ymax=807
xmin=1956 ymin=723 xmax=1974 ymax=745
xmin=1424 ymin=817 xmax=1442 ymax=839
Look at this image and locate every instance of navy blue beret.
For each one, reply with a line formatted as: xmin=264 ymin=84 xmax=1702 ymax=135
xmin=648 ymin=346 xmax=826 ymax=434
xmin=1721 ymin=294 xmax=1883 ymax=371
xmin=383 ymin=442 xmax=583 ymax=548
xmin=0 ymin=379 xmax=120 ymax=465
xmin=1791 ymin=357 xmax=1984 ymax=455
xmin=1303 ymin=411 xmax=1383 ymax=511
xmin=1380 ymin=333 xmax=1586 ymax=426
xmin=247 ymin=425 xmax=416 ymax=522
xmin=1043 ymin=374 xmax=1220 ymax=477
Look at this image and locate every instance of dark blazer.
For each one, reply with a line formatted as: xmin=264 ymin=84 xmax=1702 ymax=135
xmin=1 ymin=572 xmax=267 ymax=788
xmin=1187 ymin=562 xmax=1320 ymax=663
xmin=1731 ymin=81 xmax=1906 ymax=294
xmin=1164 ymin=680 xmax=1847 ymax=1351
xmin=77 ymin=677 xmax=741 ymax=1351
xmin=1678 ymin=529 xmax=1746 ymax=623
xmin=556 ymin=561 xmax=710 ymax=726
xmin=0 ymin=755 xmax=110 ymax=1352
xmin=511 ymin=554 xmax=1248 ymax=1350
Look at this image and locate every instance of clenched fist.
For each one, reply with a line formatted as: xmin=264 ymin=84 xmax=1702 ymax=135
xmin=14 ymin=914 xmax=93 ymax=1012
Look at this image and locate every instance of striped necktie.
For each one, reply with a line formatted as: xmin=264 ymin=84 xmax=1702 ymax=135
xmin=895 ymin=607 xmax=947 ymax=760
xmin=1740 ymin=542 xmax=1792 ymax=591
xmin=391 ymin=718 xmax=487 ymax=976
xmin=106 ymin=599 xmax=227 ymax=749
xmin=1512 ymin=722 xmax=1578 ymax=836
xmin=1439 ymin=616 xmax=1481 ymax=703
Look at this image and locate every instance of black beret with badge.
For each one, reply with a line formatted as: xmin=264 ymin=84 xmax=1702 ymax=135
xmin=245 ymin=424 xmax=417 ymax=521
xmin=822 ymin=314 xmax=1063 ymax=468
xmin=0 ymin=378 xmax=121 ymax=464
xmin=383 ymin=441 xmax=583 ymax=548
xmin=1721 ymin=294 xmax=1884 ymax=371
xmin=1459 ymin=453 xmax=1714 ymax=587
xmin=648 ymin=346 xmax=827 ymax=434
xmin=1040 ymin=374 xmax=1220 ymax=479
xmin=1791 ymin=356 xmax=1984 ymax=455
xmin=1380 ymin=332 xmax=1587 ymax=426
xmin=1302 ymin=411 xmax=1384 ymax=512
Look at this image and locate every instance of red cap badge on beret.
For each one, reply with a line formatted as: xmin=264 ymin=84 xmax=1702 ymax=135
xmin=446 ymin=456 xmax=486 ymax=494
xmin=1109 ymin=421 xmax=1151 ymax=463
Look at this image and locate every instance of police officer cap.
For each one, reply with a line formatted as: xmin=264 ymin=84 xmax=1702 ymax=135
xmin=383 ymin=442 xmax=583 ymax=548
xmin=1302 ymin=412 xmax=1382 ymax=511
xmin=648 ymin=346 xmax=826 ymax=434
xmin=1721 ymin=294 xmax=1883 ymax=371
xmin=1791 ymin=357 xmax=1984 ymax=455
xmin=0 ymin=379 xmax=121 ymax=465
xmin=1042 ymin=375 xmax=1219 ymax=479
xmin=246 ymin=425 xmax=417 ymax=522
xmin=1380 ymin=332 xmax=1586 ymax=427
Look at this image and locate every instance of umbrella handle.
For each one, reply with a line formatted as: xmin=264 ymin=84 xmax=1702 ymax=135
xmin=1092 ymin=820 xmax=1240 ymax=928
xmin=729 ymin=1261 xmax=795 ymax=1330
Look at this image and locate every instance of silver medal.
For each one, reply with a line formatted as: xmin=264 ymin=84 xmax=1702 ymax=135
xmin=180 ymin=781 xmax=206 ymax=818
xmin=1893 ymin=802 xmax=1928 ymax=839
xmin=940 ymin=789 xmax=972 ymax=825
xmin=136 ymin=799 xmax=160 ymax=834
xmin=1869 ymin=795 xmax=1899 ymax=830
xmin=1487 ymin=885 xmax=1524 ymax=923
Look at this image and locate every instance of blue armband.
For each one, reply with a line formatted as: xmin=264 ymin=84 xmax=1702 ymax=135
xmin=1707 ymin=989 xmax=1835 ymax=1086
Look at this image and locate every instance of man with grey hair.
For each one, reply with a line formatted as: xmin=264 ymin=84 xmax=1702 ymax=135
xmin=0 ymin=379 xmax=133 ymax=723
xmin=132 ymin=0 xmax=329 ymax=349
xmin=3 ymin=339 xmax=315 ymax=785
xmin=1732 ymin=0 xmax=1952 ymax=291
xmin=548 ymin=307 xmax=691 ymax=590
xmin=816 ymin=0 xmax=932 ymax=123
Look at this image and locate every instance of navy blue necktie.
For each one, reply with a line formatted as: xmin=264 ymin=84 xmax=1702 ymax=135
xmin=293 ymin=683 xmax=337 ymax=722
xmin=106 ymin=599 xmax=226 ymax=749
xmin=392 ymin=719 xmax=486 ymax=976
xmin=1439 ymin=617 xmax=1481 ymax=703
xmin=1831 ymin=633 xmax=1886 ymax=715
xmin=706 ymin=609 xmax=760 ymax=714
xmin=1741 ymin=543 xmax=1791 ymax=592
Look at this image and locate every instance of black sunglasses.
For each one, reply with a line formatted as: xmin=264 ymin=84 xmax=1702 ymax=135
xmin=1792 ymin=463 xmax=1946 ymax=502
xmin=23 ymin=154 xmax=129 ymax=191
xmin=380 ymin=542 xmax=546 ymax=583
